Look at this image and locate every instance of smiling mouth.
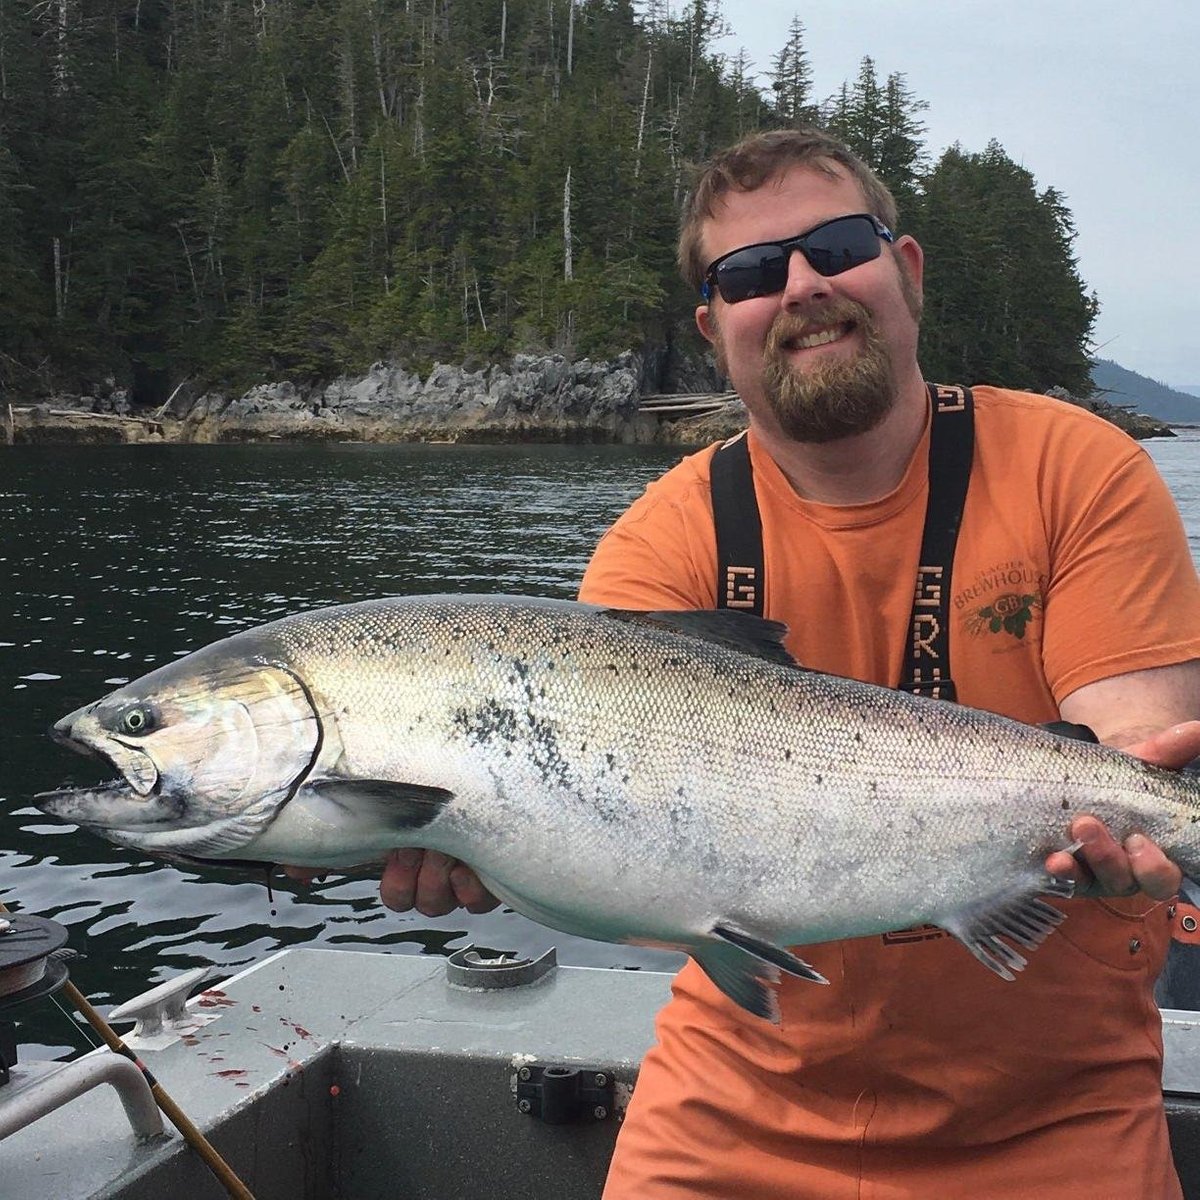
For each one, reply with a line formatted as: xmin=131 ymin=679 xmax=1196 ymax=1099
xmin=783 ymin=322 xmax=854 ymax=352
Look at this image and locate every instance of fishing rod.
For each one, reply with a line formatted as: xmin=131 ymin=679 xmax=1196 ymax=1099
xmin=0 ymin=900 xmax=255 ymax=1200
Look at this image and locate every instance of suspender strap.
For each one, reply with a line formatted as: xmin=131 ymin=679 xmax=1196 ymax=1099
xmin=709 ymin=384 xmax=975 ymax=702
xmin=898 ymin=384 xmax=975 ymax=702
xmin=710 ymin=432 xmax=764 ymax=616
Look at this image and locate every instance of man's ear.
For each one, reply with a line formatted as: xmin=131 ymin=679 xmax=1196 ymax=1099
xmin=696 ymin=303 xmax=717 ymax=345
xmin=895 ymin=234 xmax=924 ymax=297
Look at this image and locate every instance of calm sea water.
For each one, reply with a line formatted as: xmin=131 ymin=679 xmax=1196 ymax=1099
xmin=3 ymin=432 xmax=1200 ymax=1056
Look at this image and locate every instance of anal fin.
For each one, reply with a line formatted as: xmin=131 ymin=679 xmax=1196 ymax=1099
xmin=713 ymin=922 xmax=828 ymax=985
xmin=691 ymin=922 xmax=827 ymax=1024
xmin=939 ymin=874 xmax=1075 ymax=981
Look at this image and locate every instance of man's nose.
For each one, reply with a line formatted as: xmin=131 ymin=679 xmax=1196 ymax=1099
xmin=780 ymin=249 xmax=832 ymax=307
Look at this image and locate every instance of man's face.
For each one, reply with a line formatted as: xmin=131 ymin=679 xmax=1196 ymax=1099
xmin=695 ymin=164 xmax=924 ymax=445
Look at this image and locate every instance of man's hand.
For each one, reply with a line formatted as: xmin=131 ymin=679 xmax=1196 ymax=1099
xmin=282 ymin=854 xmax=501 ymax=917
xmin=1044 ymin=720 xmax=1200 ymax=898
xmin=379 ymin=849 xmax=500 ymax=916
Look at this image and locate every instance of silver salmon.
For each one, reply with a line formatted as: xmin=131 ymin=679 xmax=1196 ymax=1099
xmin=34 ymin=594 xmax=1200 ymax=1021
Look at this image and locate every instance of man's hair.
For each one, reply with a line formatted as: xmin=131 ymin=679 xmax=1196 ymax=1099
xmin=678 ymin=128 xmax=900 ymax=294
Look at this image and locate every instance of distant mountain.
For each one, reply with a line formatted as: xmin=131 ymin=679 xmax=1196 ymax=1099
xmin=1178 ymin=385 xmax=1200 ymax=398
xmin=1088 ymin=359 xmax=1200 ymax=424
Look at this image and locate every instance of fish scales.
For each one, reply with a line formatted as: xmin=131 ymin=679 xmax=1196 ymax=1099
xmin=34 ymin=594 xmax=1200 ymax=1020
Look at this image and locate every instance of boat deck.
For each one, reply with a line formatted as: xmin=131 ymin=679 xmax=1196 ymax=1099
xmin=3 ymin=948 xmax=664 ymax=1199
xmin=6 ymin=948 xmax=1200 ymax=1198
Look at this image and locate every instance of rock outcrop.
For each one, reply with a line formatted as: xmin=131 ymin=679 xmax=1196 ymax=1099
xmin=177 ymin=353 xmax=655 ymax=444
xmin=6 ymin=360 xmax=1176 ymax=446
xmin=1044 ymin=387 xmax=1174 ymax=439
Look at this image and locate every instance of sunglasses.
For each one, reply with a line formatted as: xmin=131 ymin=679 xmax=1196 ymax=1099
xmin=701 ymin=213 xmax=894 ymax=303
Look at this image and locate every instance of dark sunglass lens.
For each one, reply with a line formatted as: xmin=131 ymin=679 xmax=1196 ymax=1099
xmin=804 ymin=216 xmax=882 ymax=278
xmin=716 ymin=248 xmax=788 ymax=302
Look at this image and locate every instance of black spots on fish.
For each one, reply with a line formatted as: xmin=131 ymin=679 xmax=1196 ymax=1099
xmin=783 ymin=749 xmax=793 ymax=763
xmin=1061 ymin=798 xmax=1070 ymax=810
xmin=528 ymin=720 xmax=573 ymax=790
xmin=854 ymin=732 xmax=864 ymax=745
xmin=453 ymin=702 xmax=521 ymax=745
xmin=595 ymin=752 xmax=630 ymax=787
xmin=814 ymin=774 xmax=823 ymax=786
xmin=579 ymin=751 xmax=634 ymax=825
xmin=454 ymin=701 xmax=574 ymax=789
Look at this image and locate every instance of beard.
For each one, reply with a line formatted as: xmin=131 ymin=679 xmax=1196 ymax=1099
xmin=758 ymin=298 xmax=896 ymax=444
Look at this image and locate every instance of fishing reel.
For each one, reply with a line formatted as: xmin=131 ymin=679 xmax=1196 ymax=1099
xmin=0 ymin=914 xmax=71 ymax=1086
xmin=0 ymin=911 xmax=163 ymax=1144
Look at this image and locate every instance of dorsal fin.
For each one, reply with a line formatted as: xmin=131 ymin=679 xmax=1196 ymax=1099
xmin=1040 ymin=720 xmax=1098 ymax=743
xmin=605 ymin=608 xmax=800 ymax=668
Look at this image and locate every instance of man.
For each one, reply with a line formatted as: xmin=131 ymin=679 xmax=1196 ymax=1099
xmin=382 ymin=129 xmax=1200 ymax=1196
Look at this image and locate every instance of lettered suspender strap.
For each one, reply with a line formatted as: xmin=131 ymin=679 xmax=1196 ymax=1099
xmin=710 ymin=431 xmax=765 ymax=617
xmin=709 ymin=383 xmax=975 ymax=701
xmin=899 ymin=384 xmax=975 ymax=702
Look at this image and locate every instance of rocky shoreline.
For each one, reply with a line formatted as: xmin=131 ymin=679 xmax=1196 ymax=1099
xmin=3 ymin=354 xmax=1174 ymax=446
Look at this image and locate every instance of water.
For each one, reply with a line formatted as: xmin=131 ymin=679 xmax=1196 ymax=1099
xmin=3 ymin=431 xmax=1199 ymax=1057
xmin=0 ymin=442 xmax=686 ymax=1055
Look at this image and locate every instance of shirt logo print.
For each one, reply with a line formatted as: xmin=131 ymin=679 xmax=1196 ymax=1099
xmin=955 ymin=560 xmax=1046 ymax=643
xmin=966 ymin=590 xmax=1043 ymax=640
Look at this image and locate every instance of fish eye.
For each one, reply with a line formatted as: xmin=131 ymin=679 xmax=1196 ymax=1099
xmin=119 ymin=705 xmax=158 ymax=737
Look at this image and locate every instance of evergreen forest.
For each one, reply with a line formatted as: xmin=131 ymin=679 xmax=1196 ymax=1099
xmin=0 ymin=0 xmax=1098 ymax=404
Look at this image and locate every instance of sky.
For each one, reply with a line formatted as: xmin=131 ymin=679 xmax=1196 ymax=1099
xmin=712 ymin=0 xmax=1199 ymax=388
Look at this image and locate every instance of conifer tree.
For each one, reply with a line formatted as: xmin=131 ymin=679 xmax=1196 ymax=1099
xmin=916 ymin=141 xmax=1095 ymax=393
xmin=0 ymin=1 xmax=1099 ymax=402
xmin=768 ymin=17 xmax=816 ymax=127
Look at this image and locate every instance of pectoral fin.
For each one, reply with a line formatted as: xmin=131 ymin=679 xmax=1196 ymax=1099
xmin=939 ymin=874 xmax=1075 ymax=980
xmin=692 ymin=922 xmax=828 ymax=1023
xmin=306 ymin=779 xmax=454 ymax=832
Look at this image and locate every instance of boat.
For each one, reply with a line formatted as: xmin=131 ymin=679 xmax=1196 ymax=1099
xmin=5 ymin=922 xmax=1200 ymax=1198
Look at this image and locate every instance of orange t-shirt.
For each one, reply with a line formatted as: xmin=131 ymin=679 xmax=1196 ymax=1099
xmin=579 ymin=387 xmax=1200 ymax=1200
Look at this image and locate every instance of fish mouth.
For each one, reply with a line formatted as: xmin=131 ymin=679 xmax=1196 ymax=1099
xmin=50 ymin=709 xmax=161 ymax=797
xmin=33 ymin=785 xmax=270 ymax=871
xmin=34 ymin=780 xmax=185 ymax=831
xmin=38 ymin=707 xmax=179 ymax=833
